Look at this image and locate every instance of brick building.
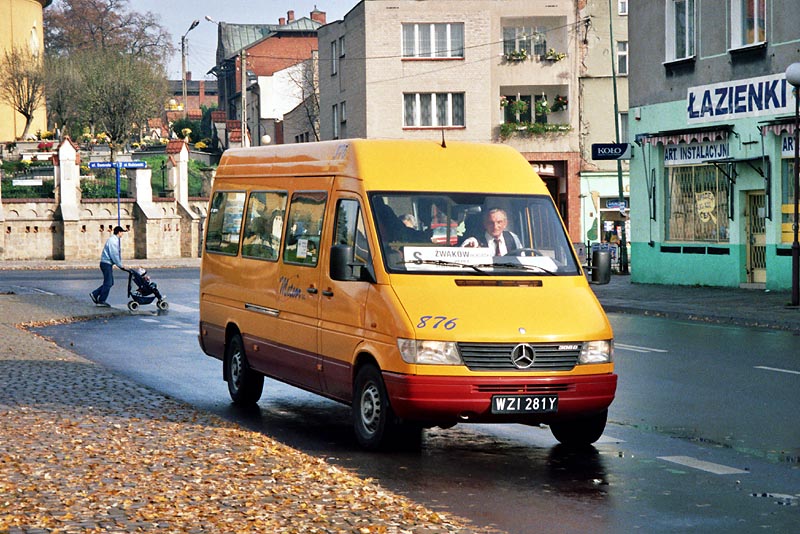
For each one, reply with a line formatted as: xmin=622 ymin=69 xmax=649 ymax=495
xmin=209 ymin=8 xmax=326 ymax=146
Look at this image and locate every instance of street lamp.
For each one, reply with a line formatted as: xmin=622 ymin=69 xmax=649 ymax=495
xmin=181 ymin=19 xmax=200 ymax=119
xmin=786 ymin=63 xmax=800 ymax=307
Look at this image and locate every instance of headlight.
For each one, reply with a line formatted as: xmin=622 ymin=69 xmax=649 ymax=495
xmin=397 ymin=339 xmax=462 ymax=365
xmin=579 ymin=340 xmax=613 ymax=364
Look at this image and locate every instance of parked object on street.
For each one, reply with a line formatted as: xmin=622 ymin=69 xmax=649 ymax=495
xmin=125 ymin=268 xmax=168 ymax=311
xmin=198 ymin=139 xmax=616 ymax=450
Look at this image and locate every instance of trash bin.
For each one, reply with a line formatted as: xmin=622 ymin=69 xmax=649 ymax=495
xmin=591 ymin=250 xmax=611 ymax=284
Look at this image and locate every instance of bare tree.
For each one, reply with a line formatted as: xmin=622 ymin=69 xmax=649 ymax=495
xmin=79 ymin=50 xmax=168 ymax=158
xmin=0 ymin=47 xmax=46 ymax=139
xmin=44 ymin=55 xmax=82 ymax=137
xmin=286 ymin=54 xmax=320 ymax=141
xmin=45 ymin=0 xmax=173 ymax=65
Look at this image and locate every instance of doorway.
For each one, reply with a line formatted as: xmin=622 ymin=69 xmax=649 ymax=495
xmin=745 ymin=191 xmax=766 ymax=285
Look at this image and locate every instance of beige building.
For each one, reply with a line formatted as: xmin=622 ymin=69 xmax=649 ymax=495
xmin=578 ymin=0 xmax=630 ymax=253
xmin=317 ymin=0 xmax=614 ymax=239
xmin=0 ymin=0 xmax=49 ymax=142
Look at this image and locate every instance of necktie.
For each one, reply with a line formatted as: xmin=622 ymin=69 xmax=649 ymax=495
xmin=494 ymin=238 xmax=502 ymax=256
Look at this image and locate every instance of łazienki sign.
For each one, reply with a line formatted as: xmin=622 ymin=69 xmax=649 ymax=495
xmin=687 ymin=73 xmax=795 ymax=125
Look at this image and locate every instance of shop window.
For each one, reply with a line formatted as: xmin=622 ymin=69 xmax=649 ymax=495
xmin=665 ymin=165 xmax=729 ymax=242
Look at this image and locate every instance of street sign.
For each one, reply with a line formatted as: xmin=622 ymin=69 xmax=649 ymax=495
xmin=88 ymin=160 xmax=147 ymax=169
xmin=591 ymin=143 xmax=632 ymax=160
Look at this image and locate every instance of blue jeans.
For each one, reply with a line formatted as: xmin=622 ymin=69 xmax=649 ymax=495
xmin=92 ymin=262 xmax=114 ymax=303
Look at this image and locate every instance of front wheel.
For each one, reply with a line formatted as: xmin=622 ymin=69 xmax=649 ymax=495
xmin=353 ymin=364 xmax=398 ymax=450
xmin=549 ymin=410 xmax=607 ymax=447
xmin=225 ymin=333 xmax=263 ymax=405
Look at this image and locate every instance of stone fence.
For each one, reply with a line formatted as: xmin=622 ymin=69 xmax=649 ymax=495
xmin=0 ymin=138 xmax=213 ymax=261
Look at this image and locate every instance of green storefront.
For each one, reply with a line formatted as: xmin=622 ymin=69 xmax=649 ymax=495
xmin=629 ymin=73 xmax=796 ymax=290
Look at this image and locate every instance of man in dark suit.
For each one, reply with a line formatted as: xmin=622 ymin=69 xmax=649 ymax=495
xmin=460 ymin=208 xmax=522 ymax=255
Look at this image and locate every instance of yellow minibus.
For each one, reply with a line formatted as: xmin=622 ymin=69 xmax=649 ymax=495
xmin=199 ymin=139 xmax=616 ymax=450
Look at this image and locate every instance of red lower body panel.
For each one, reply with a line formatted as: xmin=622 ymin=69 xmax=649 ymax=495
xmin=383 ymin=372 xmax=617 ymax=425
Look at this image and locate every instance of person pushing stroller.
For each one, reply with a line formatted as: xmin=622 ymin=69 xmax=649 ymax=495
xmin=90 ymin=225 xmax=126 ymax=307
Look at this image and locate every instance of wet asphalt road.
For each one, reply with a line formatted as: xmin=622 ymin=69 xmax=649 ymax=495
xmin=4 ymin=268 xmax=799 ymax=533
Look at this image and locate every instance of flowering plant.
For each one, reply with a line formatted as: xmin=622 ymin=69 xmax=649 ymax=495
xmin=504 ymin=49 xmax=528 ymax=62
xmin=37 ymin=141 xmax=54 ymax=152
xmin=551 ymin=95 xmax=568 ymax=112
xmin=544 ymin=48 xmax=566 ymax=61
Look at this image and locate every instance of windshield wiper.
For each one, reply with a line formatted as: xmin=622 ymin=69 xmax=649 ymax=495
xmin=404 ymin=259 xmax=489 ymax=275
xmin=487 ymin=262 xmax=558 ymax=276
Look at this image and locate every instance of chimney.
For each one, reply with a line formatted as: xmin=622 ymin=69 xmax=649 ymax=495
xmin=311 ymin=9 xmax=326 ymax=24
xmin=287 ymin=10 xmax=294 ymax=22
xmin=199 ymin=80 xmax=205 ymax=101
xmin=186 ymin=71 xmax=192 ymax=81
xmin=279 ymin=17 xmax=286 ymax=25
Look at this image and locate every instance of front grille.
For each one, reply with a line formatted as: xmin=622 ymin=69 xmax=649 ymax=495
xmin=473 ymin=383 xmax=574 ymax=394
xmin=458 ymin=342 xmax=581 ymax=371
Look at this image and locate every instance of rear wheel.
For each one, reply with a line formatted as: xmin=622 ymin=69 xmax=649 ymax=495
xmin=549 ymin=410 xmax=608 ymax=447
xmin=225 ymin=333 xmax=263 ymax=405
xmin=127 ymin=301 xmax=139 ymax=311
xmin=157 ymin=300 xmax=169 ymax=311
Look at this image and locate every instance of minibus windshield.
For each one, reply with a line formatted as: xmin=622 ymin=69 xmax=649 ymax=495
xmin=369 ymin=193 xmax=580 ymax=275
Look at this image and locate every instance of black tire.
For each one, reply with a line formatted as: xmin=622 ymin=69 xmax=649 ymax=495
xmin=225 ymin=333 xmax=263 ymax=405
xmin=353 ymin=364 xmax=397 ymax=450
xmin=127 ymin=301 xmax=138 ymax=311
xmin=157 ymin=300 xmax=169 ymax=311
xmin=549 ymin=410 xmax=608 ymax=447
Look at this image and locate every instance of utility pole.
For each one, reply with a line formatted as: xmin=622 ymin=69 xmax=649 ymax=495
xmin=241 ymin=49 xmax=249 ymax=147
xmin=181 ymin=20 xmax=200 ymax=119
xmin=608 ymin=0 xmax=629 ymax=274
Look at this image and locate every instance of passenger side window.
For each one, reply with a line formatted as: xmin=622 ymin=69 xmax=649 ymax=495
xmin=205 ymin=191 xmax=246 ymax=255
xmin=334 ymin=198 xmax=372 ymax=278
xmin=283 ymin=191 xmax=327 ymax=266
xmin=242 ymin=191 xmax=287 ymax=261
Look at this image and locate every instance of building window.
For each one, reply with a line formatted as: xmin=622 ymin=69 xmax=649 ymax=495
xmin=618 ymin=112 xmax=629 ymax=143
xmin=340 ymin=101 xmax=347 ymax=123
xmin=338 ymin=36 xmax=345 ymax=57
xmin=404 ymin=93 xmax=465 ymax=127
xmin=619 ymin=0 xmax=628 ymax=15
xmin=730 ymin=0 xmax=766 ymax=48
xmin=666 ymin=0 xmax=695 ymax=61
xmin=402 ymin=23 xmax=464 ymax=58
xmin=617 ymin=41 xmax=628 ymax=75
xmin=332 ymin=104 xmax=339 ymax=138
xmin=665 ymin=165 xmax=729 ymax=243
xmin=330 ymin=40 xmax=338 ymax=75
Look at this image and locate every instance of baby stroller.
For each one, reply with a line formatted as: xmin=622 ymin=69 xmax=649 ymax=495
xmin=124 ymin=267 xmax=168 ymax=311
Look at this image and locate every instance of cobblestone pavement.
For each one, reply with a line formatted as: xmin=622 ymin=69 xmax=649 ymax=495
xmin=0 ymin=291 xmax=491 ymax=534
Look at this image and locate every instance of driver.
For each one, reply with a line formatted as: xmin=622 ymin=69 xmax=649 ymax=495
xmin=461 ymin=208 xmax=522 ymax=255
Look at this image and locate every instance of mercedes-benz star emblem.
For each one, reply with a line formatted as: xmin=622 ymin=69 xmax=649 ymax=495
xmin=510 ymin=343 xmax=536 ymax=369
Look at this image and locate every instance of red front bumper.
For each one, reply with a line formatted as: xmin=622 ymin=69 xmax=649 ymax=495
xmin=382 ymin=372 xmax=617 ymax=425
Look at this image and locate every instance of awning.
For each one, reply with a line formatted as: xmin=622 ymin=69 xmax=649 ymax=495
xmin=642 ymin=125 xmax=733 ymax=146
xmin=759 ymin=121 xmax=797 ymax=137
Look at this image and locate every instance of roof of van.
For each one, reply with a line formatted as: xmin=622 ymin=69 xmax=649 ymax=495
xmin=216 ymin=139 xmax=548 ymax=193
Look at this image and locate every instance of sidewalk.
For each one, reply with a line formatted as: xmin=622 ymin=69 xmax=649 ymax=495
xmin=591 ymin=274 xmax=800 ymax=333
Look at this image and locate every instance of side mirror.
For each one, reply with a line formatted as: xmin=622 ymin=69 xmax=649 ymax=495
xmin=330 ymin=244 xmax=376 ymax=283
xmin=330 ymin=244 xmax=353 ymax=281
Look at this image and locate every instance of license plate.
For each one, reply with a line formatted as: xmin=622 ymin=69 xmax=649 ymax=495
xmin=491 ymin=395 xmax=558 ymax=414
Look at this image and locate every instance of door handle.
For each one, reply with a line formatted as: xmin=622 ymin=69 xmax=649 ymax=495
xmin=307 ymin=287 xmax=318 ymax=294
xmin=322 ymin=289 xmax=334 ymax=297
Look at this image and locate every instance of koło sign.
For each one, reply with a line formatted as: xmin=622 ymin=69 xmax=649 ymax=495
xmin=591 ymin=143 xmax=632 ymax=160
